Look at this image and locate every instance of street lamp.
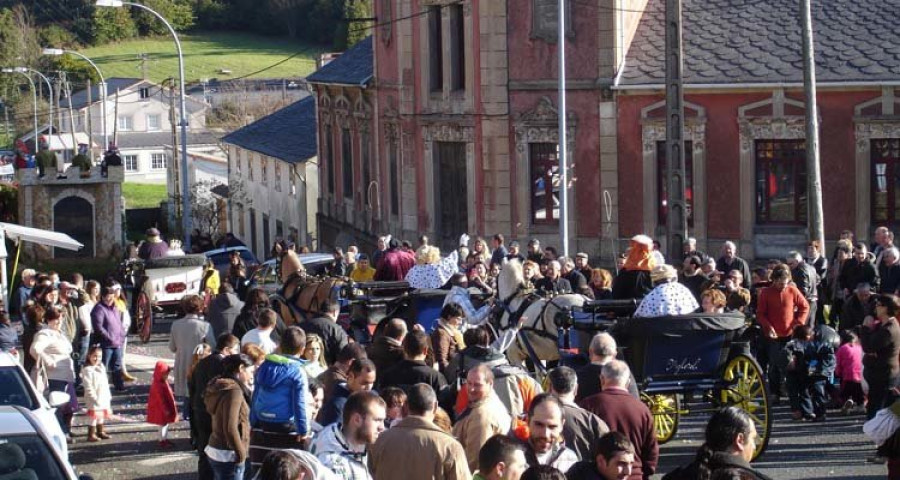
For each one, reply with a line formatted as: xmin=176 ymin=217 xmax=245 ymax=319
xmin=96 ymin=0 xmax=192 ymax=250
xmin=43 ymin=48 xmax=108 ymax=154
xmin=1 ymin=68 xmax=38 ymax=152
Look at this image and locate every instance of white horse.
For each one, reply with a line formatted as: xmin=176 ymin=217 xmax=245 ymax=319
xmin=495 ymin=260 xmax=587 ymax=368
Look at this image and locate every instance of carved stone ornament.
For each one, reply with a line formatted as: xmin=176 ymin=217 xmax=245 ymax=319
xmin=353 ymin=96 xmax=372 ymax=131
xmin=423 ymin=123 xmax=475 ymax=142
xmin=642 ymin=121 xmax=706 ymax=155
xmin=517 ymin=96 xmax=577 ymax=126
xmin=738 ymin=116 xmax=805 ymax=152
xmin=531 ymin=0 xmax=574 ymax=43
xmin=334 ymin=94 xmax=351 ymax=129
xmin=855 ymin=122 xmax=900 ymax=150
xmin=319 ymin=93 xmax=332 ymax=125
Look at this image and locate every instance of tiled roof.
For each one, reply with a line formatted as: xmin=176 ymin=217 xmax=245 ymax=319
xmin=618 ymin=0 xmax=900 ymax=86
xmin=115 ymin=130 xmax=221 ymax=150
xmin=306 ymin=37 xmax=373 ymax=87
xmin=220 ymin=96 xmax=317 ymax=164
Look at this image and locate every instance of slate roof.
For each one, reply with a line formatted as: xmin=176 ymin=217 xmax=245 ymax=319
xmin=62 ymin=77 xmax=207 ymax=113
xmin=220 ymin=96 xmax=317 ymax=164
xmin=618 ymin=0 xmax=900 ymax=86
xmin=306 ymin=36 xmax=373 ymax=87
xmin=115 ymin=130 xmax=221 ymax=150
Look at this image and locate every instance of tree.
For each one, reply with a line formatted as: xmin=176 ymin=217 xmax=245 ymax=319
xmin=134 ymin=0 xmax=195 ymax=36
xmin=173 ymin=178 xmax=252 ymax=241
xmin=339 ymin=0 xmax=372 ymax=49
xmin=90 ymin=5 xmax=137 ymax=44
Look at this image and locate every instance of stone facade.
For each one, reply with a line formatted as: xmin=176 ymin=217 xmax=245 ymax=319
xmin=16 ymin=165 xmax=124 ymax=260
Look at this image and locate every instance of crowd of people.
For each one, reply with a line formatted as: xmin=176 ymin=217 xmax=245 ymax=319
xmin=6 ymin=224 xmax=900 ymax=479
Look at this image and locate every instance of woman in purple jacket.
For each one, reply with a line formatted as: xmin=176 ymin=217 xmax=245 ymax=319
xmin=91 ymin=286 xmax=127 ymax=391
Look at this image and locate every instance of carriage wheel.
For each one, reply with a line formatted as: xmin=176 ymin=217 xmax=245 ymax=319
xmin=136 ymin=292 xmax=153 ymax=344
xmin=641 ymin=393 xmax=680 ymax=444
xmin=720 ymin=353 xmax=771 ymax=460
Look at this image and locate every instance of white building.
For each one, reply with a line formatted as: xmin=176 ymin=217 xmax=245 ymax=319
xmin=222 ymin=96 xmax=319 ymax=259
xmin=60 ymin=77 xmax=218 ymax=183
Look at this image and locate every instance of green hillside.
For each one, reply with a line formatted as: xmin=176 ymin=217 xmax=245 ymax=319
xmin=78 ymin=31 xmax=323 ymax=84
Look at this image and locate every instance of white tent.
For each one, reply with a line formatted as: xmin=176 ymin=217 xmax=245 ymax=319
xmin=0 ymin=222 xmax=83 ymax=305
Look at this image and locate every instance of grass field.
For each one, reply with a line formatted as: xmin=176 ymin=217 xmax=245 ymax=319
xmin=79 ymin=31 xmax=323 ymax=84
xmin=123 ymin=182 xmax=168 ymax=209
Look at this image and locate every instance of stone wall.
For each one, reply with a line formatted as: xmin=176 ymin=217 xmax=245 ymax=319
xmin=16 ymin=165 xmax=124 ymax=260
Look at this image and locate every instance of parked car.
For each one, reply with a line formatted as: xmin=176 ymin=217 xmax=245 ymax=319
xmin=0 ymin=406 xmax=92 ymax=479
xmin=0 ymin=351 xmax=69 ymax=461
xmin=246 ymin=253 xmax=334 ymax=296
xmin=204 ymin=245 xmax=261 ymax=279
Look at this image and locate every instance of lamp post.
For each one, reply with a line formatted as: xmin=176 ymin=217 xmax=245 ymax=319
xmin=96 ymin=0 xmax=192 ymax=250
xmin=23 ymin=69 xmax=53 ymax=131
xmin=1 ymin=68 xmax=38 ymax=151
xmin=42 ymin=48 xmax=108 ymax=154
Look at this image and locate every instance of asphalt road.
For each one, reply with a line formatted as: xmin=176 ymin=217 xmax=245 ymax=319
xmin=68 ymin=332 xmax=888 ymax=479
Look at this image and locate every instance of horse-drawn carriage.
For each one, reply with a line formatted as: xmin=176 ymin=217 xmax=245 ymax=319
xmin=124 ymin=254 xmax=209 ymax=343
xmin=557 ymin=301 xmax=771 ymax=460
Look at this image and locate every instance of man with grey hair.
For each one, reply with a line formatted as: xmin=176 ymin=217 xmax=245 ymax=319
xmin=576 ymin=333 xmax=639 ymax=401
xmin=535 ymin=260 xmax=572 ymax=296
xmin=581 ymin=361 xmax=658 ymax=479
xmin=560 ymin=256 xmax=590 ymax=298
xmin=786 ymin=251 xmax=818 ymax=326
xmin=682 ymin=237 xmax=708 ymax=262
xmin=548 ymin=366 xmax=609 ymax=461
xmin=717 ymin=241 xmax=751 ymax=289
xmin=880 ymin=247 xmax=900 ymax=295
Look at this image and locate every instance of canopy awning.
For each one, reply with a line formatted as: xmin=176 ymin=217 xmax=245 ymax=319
xmin=0 ymin=222 xmax=84 ymax=252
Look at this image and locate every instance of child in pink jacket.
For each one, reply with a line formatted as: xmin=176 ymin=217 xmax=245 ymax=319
xmin=835 ymin=330 xmax=864 ymax=413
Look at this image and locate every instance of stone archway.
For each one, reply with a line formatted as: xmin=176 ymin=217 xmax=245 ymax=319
xmin=54 ymin=196 xmax=94 ymax=258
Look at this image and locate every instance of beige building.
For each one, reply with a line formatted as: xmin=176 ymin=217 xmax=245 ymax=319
xmin=222 ymin=97 xmax=319 ymax=259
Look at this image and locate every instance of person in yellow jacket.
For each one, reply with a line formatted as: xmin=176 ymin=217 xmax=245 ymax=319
xmin=202 ymin=259 xmax=221 ymax=297
xmin=349 ymin=254 xmax=376 ymax=282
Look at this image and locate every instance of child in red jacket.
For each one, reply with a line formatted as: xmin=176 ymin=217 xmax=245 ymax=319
xmin=147 ymin=361 xmax=178 ymax=447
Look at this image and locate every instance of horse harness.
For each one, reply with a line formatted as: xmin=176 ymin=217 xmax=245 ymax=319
xmin=495 ymin=284 xmax=562 ymax=374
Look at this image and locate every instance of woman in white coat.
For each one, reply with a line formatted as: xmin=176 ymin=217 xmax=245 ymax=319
xmin=31 ymin=307 xmax=78 ymax=440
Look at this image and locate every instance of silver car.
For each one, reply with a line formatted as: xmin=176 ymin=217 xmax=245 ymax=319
xmin=0 ymin=406 xmax=92 ymax=479
xmin=0 ymin=351 xmax=70 ymax=461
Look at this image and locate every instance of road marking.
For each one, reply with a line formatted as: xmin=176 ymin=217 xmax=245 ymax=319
xmin=136 ymin=452 xmax=196 ymax=466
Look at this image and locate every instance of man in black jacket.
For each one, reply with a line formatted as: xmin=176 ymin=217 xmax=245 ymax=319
xmin=548 ymin=366 xmax=609 ymax=462
xmin=189 ymin=333 xmax=240 ymax=480
xmin=367 ymin=318 xmax=407 ymax=374
xmin=565 ymin=432 xmax=636 ymax=480
xmin=535 ymin=261 xmax=572 ymax=296
xmin=662 ymin=407 xmax=772 ymax=480
xmin=379 ymin=330 xmax=448 ymax=394
xmin=298 ymin=299 xmax=349 ymax=365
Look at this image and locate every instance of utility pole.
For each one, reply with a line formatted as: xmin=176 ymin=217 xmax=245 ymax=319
xmin=63 ymin=72 xmax=78 ymax=166
xmin=665 ymin=0 xmax=688 ymax=261
xmin=802 ymin=0 xmax=825 ymax=249
xmin=169 ymin=78 xmax=182 ymax=224
xmin=557 ymin=0 xmax=570 ymax=258
xmin=86 ymin=78 xmax=94 ymax=157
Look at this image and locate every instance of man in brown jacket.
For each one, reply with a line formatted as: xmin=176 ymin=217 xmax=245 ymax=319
xmin=452 ymin=365 xmax=512 ymax=471
xmin=369 ymin=383 xmax=472 ymax=480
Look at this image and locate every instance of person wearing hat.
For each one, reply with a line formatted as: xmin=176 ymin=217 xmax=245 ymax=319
xmin=612 ymin=235 xmax=657 ymax=301
xmin=507 ymin=241 xmax=526 ymax=263
xmin=138 ymin=228 xmax=169 ymax=261
xmin=575 ymin=252 xmax=592 ymax=281
xmin=633 ymin=264 xmax=699 ymax=318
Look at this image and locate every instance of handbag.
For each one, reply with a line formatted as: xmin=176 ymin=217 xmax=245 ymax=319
xmin=30 ymin=359 xmax=50 ymax=398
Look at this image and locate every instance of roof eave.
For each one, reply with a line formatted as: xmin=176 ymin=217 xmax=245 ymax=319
xmin=307 ymin=77 xmax=371 ymax=89
xmin=614 ymin=79 xmax=900 ymax=91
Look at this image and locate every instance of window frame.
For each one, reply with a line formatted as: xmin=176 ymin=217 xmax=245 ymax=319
xmin=117 ymin=115 xmax=133 ymax=131
xmin=871 ymin=138 xmax=900 ymax=225
xmin=341 ymin=127 xmax=354 ymax=201
xmin=754 ymin=139 xmax=807 ymax=225
xmin=428 ymin=6 xmax=444 ymax=93
xmin=656 ymin=140 xmax=695 ymax=228
xmin=146 ymin=113 xmax=161 ymax=131
xmin=123 ymin=154 xmax=138 ymax=172
xmin=529 ymin=142 xmax=560 ymax=226
xmin=389 ymin=136 xmax=400 ymax=216
xmin=150 ymin=153 xmax=167 ymax=170
xmin=449 ymin=3 xmax=465 ymax=91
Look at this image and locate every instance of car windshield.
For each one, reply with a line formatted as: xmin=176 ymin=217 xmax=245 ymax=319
xmin=0 ymin=367 xmax=38 ymax=410
xmin=0 ymin=434 xmax=68 ymax=479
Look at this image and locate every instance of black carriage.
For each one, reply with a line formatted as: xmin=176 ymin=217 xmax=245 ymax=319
xmin=559 ymin=304 xmax=771 ymax=460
